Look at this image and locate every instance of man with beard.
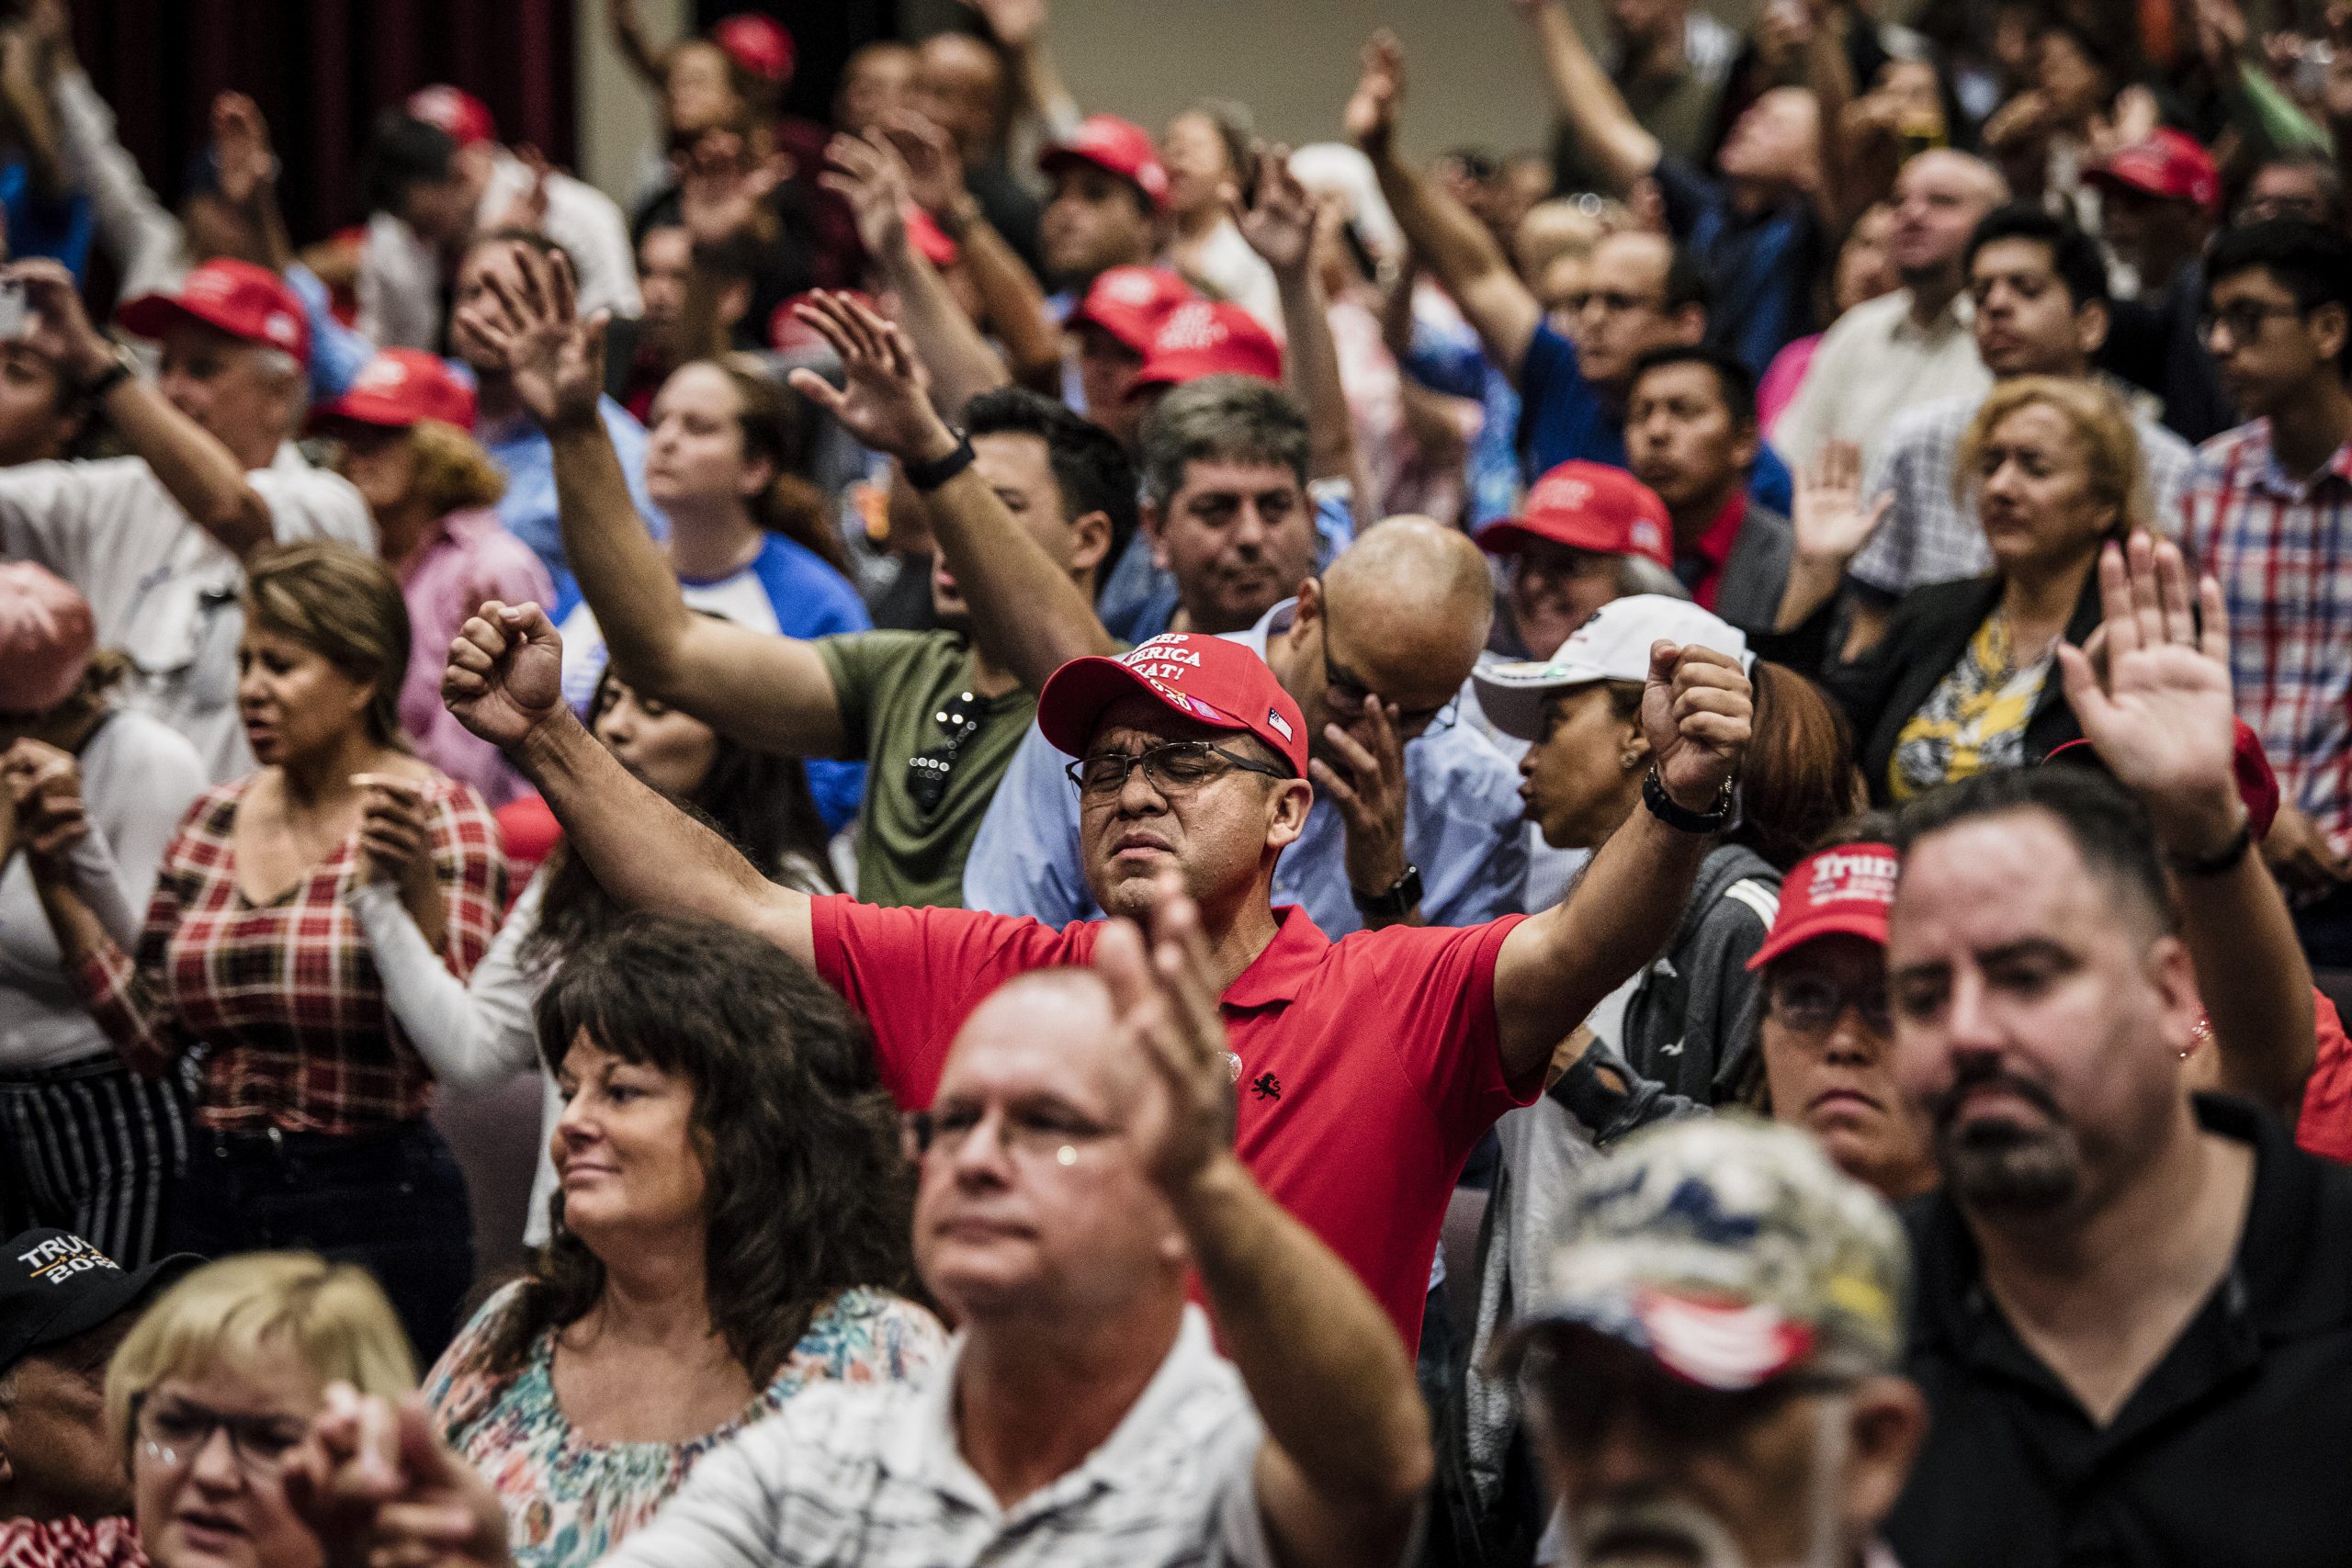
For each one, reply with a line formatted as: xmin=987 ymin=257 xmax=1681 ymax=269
xmin=1501 ymin=1117 xmax=1927 ymax=1568
xmin=1881 ymin=762 xmax=2352 ymax=1567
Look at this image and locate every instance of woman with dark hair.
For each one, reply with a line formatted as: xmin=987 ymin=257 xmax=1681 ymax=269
xmin=1475 ymin=593 xmax=1860 ymax=1100
xmin=15 ymin=541 xmax=504 ymax=1355
xmin=355 ymin=645 xmax=833 ymax=1249
xmin=555 ymin=355 xmax=869 ymax=831
xmin=422 ymin=913 xmax=942 ymax=1568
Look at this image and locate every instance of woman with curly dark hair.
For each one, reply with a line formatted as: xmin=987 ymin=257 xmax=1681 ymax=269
xmin=420 ymin=913 xmax=942 ymax=1568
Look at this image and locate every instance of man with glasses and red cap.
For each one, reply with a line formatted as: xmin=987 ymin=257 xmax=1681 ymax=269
xmin=0 ymin=257 xmax=370 ymax=779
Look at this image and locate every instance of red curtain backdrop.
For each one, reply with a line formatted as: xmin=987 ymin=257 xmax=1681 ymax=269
xmin=72 ymin=0 xmax=575 ymax=255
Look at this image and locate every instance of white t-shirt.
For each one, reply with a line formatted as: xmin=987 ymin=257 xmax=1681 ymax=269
xmin=0 ymin=709 xmax=208 ymax=1073
xmin=0 ymin=446 xmax=376 ymax=780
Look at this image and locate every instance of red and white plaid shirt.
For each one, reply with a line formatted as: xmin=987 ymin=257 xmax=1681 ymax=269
xmin=2182 ymin=419 xmax=2352 ymax=859
xmin=74 ymin=774 xmax=504 ymax=1135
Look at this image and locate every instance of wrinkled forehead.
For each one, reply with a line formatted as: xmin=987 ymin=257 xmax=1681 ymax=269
xmin=935 ymin=972 xmax=1136 ymax=1114
xmin=1083 ymin=690 xmax=1231 ymax=754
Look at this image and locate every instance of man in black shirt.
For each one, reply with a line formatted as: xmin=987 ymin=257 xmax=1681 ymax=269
xmin=1882 ymin=760 xmax=2352 ymax=1567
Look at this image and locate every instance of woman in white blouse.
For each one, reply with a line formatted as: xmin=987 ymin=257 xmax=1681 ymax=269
xmin=0 ymin=563 xmax=207 ymax=1262
xmin=352 ymin=654 xmax=834 ymax=1241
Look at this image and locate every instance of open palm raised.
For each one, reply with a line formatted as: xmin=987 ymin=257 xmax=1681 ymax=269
xmin=2056 ymin=534 xmax=2236 ymax=807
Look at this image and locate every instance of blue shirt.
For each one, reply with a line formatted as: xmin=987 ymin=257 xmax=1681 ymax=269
xmin=481 ymin=397 xmax=668 ymax=619
xmin=1097 ymin=489 xmax=1359 ymax=646
xmin=0 ymin=161 xmax=93 ymax=279
xmin=1519 ymin=321 xmax=1794 ymax=514
xmin=282 ymin=264 xmax=378 ymax=403
xmin=963 ymin=599 xmax=1529 ymax=931
xmin=1403 ymin=312 xmax=1521 ymax=531
xmin=558 ymin=531 xmax=872 ymax=832
xmin=1654 ymin=154 xmax=1824 ymax=379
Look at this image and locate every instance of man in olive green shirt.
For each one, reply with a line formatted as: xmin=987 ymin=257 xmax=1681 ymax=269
xmin=458 ymin=254 xmax=1130 ymax=906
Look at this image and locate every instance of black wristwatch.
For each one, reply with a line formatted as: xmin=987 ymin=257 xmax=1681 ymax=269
xmin=903 ymin=431 xmax=977 ymax=491
xmin=1642 ymin=764 xmax=1736 ymax=834
xmin=77 ymin=343 xmax=137 ymax=404
xmin=1352 ymin=864 xmax=1422 ymax=923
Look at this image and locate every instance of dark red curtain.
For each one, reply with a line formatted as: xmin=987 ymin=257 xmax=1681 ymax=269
xmin=74 ymin=0 xmax=574 ymax=251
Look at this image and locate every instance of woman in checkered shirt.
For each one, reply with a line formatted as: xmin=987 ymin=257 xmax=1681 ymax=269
xmin=16 ymin=541 xmax=505 ymax=1361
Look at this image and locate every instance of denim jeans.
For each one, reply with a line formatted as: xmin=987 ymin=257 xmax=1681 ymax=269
xmin=165 ymin=1120 xmax=475 ymax=1363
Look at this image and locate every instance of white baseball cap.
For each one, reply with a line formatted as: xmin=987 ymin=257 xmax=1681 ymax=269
xmin=1473 ymin=595 xmax=1751 ymax=742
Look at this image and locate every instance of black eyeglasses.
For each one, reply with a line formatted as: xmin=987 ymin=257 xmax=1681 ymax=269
xmin=1317 ymin=581 xmax=1459 ymax=739
xmin=1066 ymin=739 xmax=1288 ymax=796
xmin=130 ymin=1393 xmax=307 ymax=1477
xmin=1767 ymin=974 xmax=1894 ymax=1036
xmin=2198 ymin=300 xmax=2308 ymax=347
xmin=907 ymin=689 xmax=986 ymax=814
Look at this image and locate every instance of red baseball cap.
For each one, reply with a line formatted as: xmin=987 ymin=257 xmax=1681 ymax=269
xmin=310 ymin=349 xmax=478 ymax=433
xmin=1039 ymin=115 xmax=1170 ymax=212
xmin=2044 ymin=719 xmax=2279 ymax=840
xmin=406 ymin=85 xmax=498 ymax=148
xmin=1476 ymin=461 xmax=1674 ymax=570
xmin=1068 ymin=265 xmax=1194 ymax=356
xmin=2086 ymin=129 xmax=2220 ymax=215
xmin=712 ymin=15 xmax=795 ymax=84
xmin=1130 ymin=300 xmax=1283 ymax=393
xmin=1747 ymin=843 xmax=1901 ymax=970
xmin=1037 ymin=633 xmax=1308 ymax=778
xmin=118 ymin=259 xmax=311 ymax=368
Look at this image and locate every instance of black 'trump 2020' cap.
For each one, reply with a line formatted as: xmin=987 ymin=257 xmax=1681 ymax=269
xmin=0 ymin=1230 xmax=201 ymax=1375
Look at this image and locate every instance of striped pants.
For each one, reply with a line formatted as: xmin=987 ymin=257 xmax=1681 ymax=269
xmin=0 ymin=1052 xmax=188 ymax=1265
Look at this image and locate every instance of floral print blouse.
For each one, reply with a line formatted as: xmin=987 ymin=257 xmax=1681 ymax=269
xmin=424 ymin=1281 xmax=944 ymax=1568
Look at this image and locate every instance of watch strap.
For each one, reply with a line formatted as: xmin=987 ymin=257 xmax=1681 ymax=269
xmin=903 ymin=431 xmax=977 ymax=491
xmin=1352 ymin=863 xmax=1423 ymax=920
xmin=1642 ymin=764 xmax=1735 ymax=834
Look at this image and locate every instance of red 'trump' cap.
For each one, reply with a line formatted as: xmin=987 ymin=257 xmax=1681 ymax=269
xmin=1747 ymin=843 xmax=1900 ymax=970
xmin=1037 ymin=633 xmax=1309 ymax=778
xmin=1476 ymin=461 xmax=1675 ymax=570
xmin=1131 ymin=300 xmax=1283 ymax=392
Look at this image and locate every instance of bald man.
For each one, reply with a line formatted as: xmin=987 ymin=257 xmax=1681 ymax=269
xmin=1770 ymin=149 xmax=2009 ymax=470
xmin=967 ymin=516 xmax=1532 ymax=933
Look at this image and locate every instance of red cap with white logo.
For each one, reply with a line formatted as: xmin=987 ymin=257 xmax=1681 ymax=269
xmin=1130 ymin=300 xmax=1283 ymax=393
xmin=1039 ymin=115 xmax=1170 ymax=211
xmin=310 ymin=349 xmax=478 ymax=432
xmin=1037 ymin=634 xmax=1309 ymax=778
xmin=406 ymin=85 xmax=498 ymax=147
xmin=1747 ymin=843 xmax=1900 ymax=970
xmin=1068 ymin=265 xmax=1194 ymax=356
xmin=712 ymin=15 xmax=795 ymax=84
xmin=117 ymin=259 xmax=311 ymax=369
xmin=1476 ymin=461 xmax=1674 ymax=570
xmin=2086 ymin=128 xmax=2221 ymax=215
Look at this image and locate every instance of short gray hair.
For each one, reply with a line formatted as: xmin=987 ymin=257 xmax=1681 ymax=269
xmin=1139 ymin=376 xmax=1309 ymax=510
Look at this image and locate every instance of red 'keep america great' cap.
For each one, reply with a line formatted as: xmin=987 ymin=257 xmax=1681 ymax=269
xmin=1130 ymin=300 xmax=1283 ymax=392
xmin=117 ymin=258 xmax=311 ymax=369
xmin=1747 ymin=843 xmax=1900 ymax=970
xmin=1476 ymin=460 xmax=1674 ymax=570
xmin=1037 ymin=634 xmax=1308 ymax=778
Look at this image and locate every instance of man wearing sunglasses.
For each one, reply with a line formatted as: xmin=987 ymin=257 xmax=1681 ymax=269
xmin=1502 ymin=1117 xmax=1926 ymax=1568
xmin=966 ymin=514 xmax=1529 ymax=937
xmin=0 ymin=1229 xmax=198 ymax=1559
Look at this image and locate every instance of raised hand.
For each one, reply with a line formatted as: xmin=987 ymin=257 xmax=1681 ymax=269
xmin=1 ymin=737 xmax=89 ymax=868
xmin=210 ymin=92 xmax=278 ymax=209
xmin=283 ymin=1384 xmax=512 ymax=1568
xmin=453 ymin=243 xmax=605 ymax=431
xmin=881 ymin=109 xmax=968 ymax=220
xmin=819 ymin=130 xmax=914 ymax=261
xmin=1641 ymin=642 xmax=1752 ymax=815
xmin=1232 ymin=145 xmax=1317 ymax=278
xmin=1345 ymin=31 xmax=1407 ymax=155
xmin=678 ymin=130 xmax=782 ymax=248
xmin=955 ymin=0 xmax=1048 ymax=51
xmin=3 ymin=258 xmax=111 ymax=387
xmin=1792 ymin=439 xmax=1892 ymax=566
xmin=783 ymin=291 xmax=956 ymax=464
xmin=442 ymin=601 xmax=565 ymax=751
xmin=1093 ymin=872 xmax=1238 ymax=1195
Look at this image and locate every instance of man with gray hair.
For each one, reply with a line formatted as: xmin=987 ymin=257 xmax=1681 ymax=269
xmin=0 ymin=257 xmax=371 ymax=779
xmin=1500 ymin=1116 xmax=1927 ymax=1568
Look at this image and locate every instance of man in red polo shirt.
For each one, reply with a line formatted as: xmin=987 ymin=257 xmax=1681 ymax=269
xmin=444 ymin=594 xmax=1750 ymax=1346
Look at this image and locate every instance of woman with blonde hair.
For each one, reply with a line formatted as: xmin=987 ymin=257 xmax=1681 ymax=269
xmin=1792 ymin=375 xmax=2143 ymax=804
xmin=312 ymin=349 xmax=554 ymax=808
xmin=18 ymin=541 xmax=505 ymax=1358
xmin=109 ymin=1253 xmax=414 ymax=1568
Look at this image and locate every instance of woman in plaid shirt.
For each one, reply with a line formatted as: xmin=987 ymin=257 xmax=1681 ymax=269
xmin=16 ymin=542 xmax=505 ymax=1359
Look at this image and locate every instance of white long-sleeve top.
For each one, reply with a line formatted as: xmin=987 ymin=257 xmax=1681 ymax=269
xmin=350 ymin=866 xmax=560 ymax=1241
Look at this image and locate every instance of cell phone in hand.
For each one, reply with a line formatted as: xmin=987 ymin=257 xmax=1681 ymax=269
xmin=0 ymin=279 xmax=28 ymax=342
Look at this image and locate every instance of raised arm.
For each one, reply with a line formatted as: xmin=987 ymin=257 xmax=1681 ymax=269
xmin=605 ymin=0 xmax=669 ymax=92
xmin=822 ymin=128 xmax=1018 ymax=417
xmin=890 ymin=110 xmax=1064 ymax=394
xmin=1492 ymin=644 xmax=1754 ymax=1081
xmin=1510 ymin=0 xmax=1662 ymax=195
xmin=454 ymin=241 xmax=850 ymax=760
xmin=2057 ymin=534 xmax=2316 ymax=1113
xmin=960 ymin=0 xmax=1083 ymax=137
xmin=1777 ymin=439 xmax=1887 ymax=631
xmin=786 ymin=290 xmax=1117 ymax=689
xmin=1348 ymin=31 xmax=1543 ymax=382
xmin=1236 ymin=147 xmax=1370 ymax=498
xmin=440 ymin=599 xmax=815 ymax=965
xmin=12 ymin=259 xmax=275 ymax=558
xmin=1103 ymin=881 xmax=1430 ymax=1568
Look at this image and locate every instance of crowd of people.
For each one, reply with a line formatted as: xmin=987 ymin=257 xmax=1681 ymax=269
xmin=3 ymin=0 xmax=2352 ymax=1562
